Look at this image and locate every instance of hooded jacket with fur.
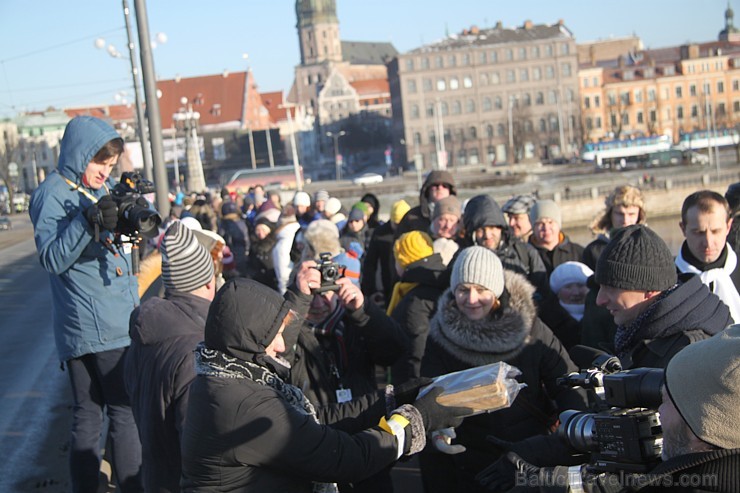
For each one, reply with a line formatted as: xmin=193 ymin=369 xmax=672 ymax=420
xmin=419 ymin=271 xmax=587 ymax=493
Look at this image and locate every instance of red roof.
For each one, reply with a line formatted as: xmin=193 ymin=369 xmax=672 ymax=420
xmin=349 ymin=78 xmax=389 ymax=96
xmin=260 ymin=90 xmax=288 ymax=123
xmin=65 ymin=104 xmax=135 ymax=121
xmin=157 ymin=71 xmax=247 ymax=129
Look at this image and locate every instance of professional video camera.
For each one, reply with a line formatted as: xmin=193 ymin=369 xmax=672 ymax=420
xmin=556 ymin=346 xmax=664 ymax=473
xmin=312 ymin=252 xmax=346 ymax=293
xmin=110 ymin=172 xmax=161 ymax=239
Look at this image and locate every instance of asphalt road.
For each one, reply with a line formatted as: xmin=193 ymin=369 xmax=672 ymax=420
xmin=0 ymin=213 xmax=72 ymax=493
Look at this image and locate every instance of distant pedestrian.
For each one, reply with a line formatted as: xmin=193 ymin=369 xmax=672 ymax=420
xmin=528 ymin=199 xmax=584 ymax=275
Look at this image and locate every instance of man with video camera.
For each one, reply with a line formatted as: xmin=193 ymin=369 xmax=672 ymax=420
xmin=29 ymin=116 xmax=148 ymax=493
xmin=479 ymin=326 xmax=740 ymax=492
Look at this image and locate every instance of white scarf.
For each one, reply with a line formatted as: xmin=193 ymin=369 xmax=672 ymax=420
xmin=675 ymin=246 xmax=740 ymax=323
xmin=559 ymin=301 xmax=585 ymax=321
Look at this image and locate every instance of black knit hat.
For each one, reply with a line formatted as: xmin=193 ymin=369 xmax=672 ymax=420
xmin=595 ymin=224 xmax=677 ymax=291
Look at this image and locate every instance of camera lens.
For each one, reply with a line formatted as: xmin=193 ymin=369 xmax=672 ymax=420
xmin=324 ymin=267 xmax=337 ymax=279
xmin=558 ymin=410 xmax=598 ymax=453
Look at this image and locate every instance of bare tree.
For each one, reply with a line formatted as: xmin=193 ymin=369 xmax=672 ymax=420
xmin=606 ymin=92 xmax=631 ymax=139
xmin=0 ymin=130 xmax=19 ymax=214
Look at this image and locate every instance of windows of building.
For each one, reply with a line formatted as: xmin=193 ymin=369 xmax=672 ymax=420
xmin=462 ymin=53 xmax=470 ymax=66
xmin=594 ymin=95 xmax=601 ymax=107
xmin=525 ymin=120 xmax=534 ymax=133
xmin=584 ymin=77 xmax=590 ymax=88
xmin=548 ymin=90 xmax=557 ymax=104
xmin=518 ymin=47 xmax=527 ymax=60
xmin=486 ymin=124 xmax=494 ymax=138
xmin=469 ymin=147 xmax=480 ymax=164
xmin=490 ymin=50 xmax=498 ymax=63
xmin=536 ymin=92 xmax=544 ymax=105
xmin=449 ymin=77 xmax=459 ymax=90
xmin=423 ymin=78 xmax=433 ymax=92
xmin=482 ymin=97 xmax=492 ymax=112
xmin=733 ymin=80 xmax=740 ymax=91
xmin=480 ymin=73 xmax=489 ymax=86
xmin=635 ymin=90 xmax=643 ymax=103
xmin=505 ymin=48 xmax=513 ymax=61
xmin=495 ymin=96 xmax=503 ymax=109
xmin=545 ymin=66 xmax=555 ymax=79
xmin=677 ymin=106 xmax=684 ymax=119
xmin=491 ymin=72 xmax=501 ymax=84
xmin=561 ymin=63 xmax=571 ymax=77
xmin=479 ymin=52 xmax=487 ymax=64
xmin=586 ymin=117 xmax=593 ymax=130
xmin=463 ymin=75 xmax=473 ymax=88
xmin=718 ymin=81 xmax=725 ymax=94
xmin=650 ymin=109 xmax=657 ymax=122
xmin=437 ymin=78 xmax=447 ymax=91
xmin=539 ymin=118 xmax=547 ymax=132
xmin=691 ymin=105 xmax=698 ymax=118
xmin=584 ymin=96 xmax=591 ymax=109
xmin=497 ymin=123 xmax=506 ymax=136
xmin=520 ymin=69 xmax=529 ymax=82
xmin=545 ymin=44 xmax=553 ymax=57
xmin=532 ymin=46 xmax=540 ymax=58
xmin=407 ymin=79 xmax=417 ymax=94
xmin=718 ymin=102 xmax=726 ymax=116
xmin=466 ymin=99 xmax=476 ymax=113
xmin=560 ymin=43 xmax=570 ymax=55
xmin=690 ymin=84 xmax=697 ymax=97
xmin=506 ymin=70 xmax=515 ymax=83
xmin=421 ymin=57 xmax=430 ymax=69
xmin=676 ymin=85 xmax=683 ymax=98
xmin=440 ymin=101 xmax=449 ymax=116
xmin=426 ymin=103 xmax=435 ymax=117
xmin=637 ymin=111 xmax=644 ymax=124
xmin=550 ymin=115 xmax=559 ymax=131
xmin=523 ymin=93 xmax=532 ymax=106
xmin=648 ymin=89 xmax=656 ymax=102
xmin=448 ymin=55 xmax=457 ymax=67
xmin=532 ymin=67 xmax=541 ymax=81
xmin=734 ymin=101 xmax=740 ymax=113
xmin=469 ymin=126 xmax=478 ymax=139
xmin=405 ymin=59 xmax=414 ymax=71
xmin=452 ymin=100 xmax=462 ymax=115
xmin=435 ymin=56 xmax=444 ymax=68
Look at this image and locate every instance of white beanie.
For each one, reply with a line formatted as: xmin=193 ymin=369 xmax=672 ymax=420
xmin=293 ymin=191 xmax=311 ymax=207
xmin=549 ymin=261 xmax=593 ymax=294
xmin=160 ymin=221 xmax=214 ymax=292
xmin=665 ymin=325 xmax=740 ymax=449
xmin=325 ymin=197 xmax=342 ymax=216
xmin=450 ymin=246 xmax=504 ymax=298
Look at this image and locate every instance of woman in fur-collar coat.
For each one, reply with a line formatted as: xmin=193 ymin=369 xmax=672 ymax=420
xmin=419 ymin=246 xmax=588 ymax=493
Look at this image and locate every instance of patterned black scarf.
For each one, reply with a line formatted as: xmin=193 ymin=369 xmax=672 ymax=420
xmin=194 ymin=343 xmax=338 ymax=493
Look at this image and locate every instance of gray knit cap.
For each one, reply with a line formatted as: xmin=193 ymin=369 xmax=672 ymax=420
xmin=595 ymin=224 xmax=676 ymax=292
xmin=451 ymin=246 xmax=504 ymax=298
xmin=529 ymin=199 xmax=562 ymax=228
xmin=665 ymin=324 xmax=740 ymax=449
xmin=161 ymin=221 xmax=215 ymax=292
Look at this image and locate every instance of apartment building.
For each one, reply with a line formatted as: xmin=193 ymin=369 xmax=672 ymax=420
xmin=388 ymin=20 xmax=580 ymax=169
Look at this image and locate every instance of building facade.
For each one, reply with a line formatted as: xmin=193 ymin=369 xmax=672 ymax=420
xmin=389 ymin=20 xmax=580 ymax=170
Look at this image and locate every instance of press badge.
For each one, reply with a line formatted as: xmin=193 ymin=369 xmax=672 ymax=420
xmin=336 ymin=388 xmax=353 ymax=403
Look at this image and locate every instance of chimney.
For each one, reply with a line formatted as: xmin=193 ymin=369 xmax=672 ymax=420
xmin=618 ymin=55 xmax=625 ymax=68
xmin=680 ymin=44 xmax=700 ymax=60
xmin=589 ymin=45 xmax=596 ymax=66
xmin=470 ymin=25 xmax=480 ymax=35
xmin=523 ymin=20 xmax=533 ymax=30
xmin=558 ymin=19 xmax=565 ymax=26
xmin=495 ymin=20 xmax=503 ymax=30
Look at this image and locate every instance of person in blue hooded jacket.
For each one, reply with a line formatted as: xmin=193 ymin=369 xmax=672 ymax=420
xmin=29 ymin=116 xmax=143 ymax=493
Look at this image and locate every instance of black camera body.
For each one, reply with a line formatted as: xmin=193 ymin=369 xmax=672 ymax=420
xmin=557 ymin=353 xmax=664 ymax=473
xmin=313 ymin=252 xmax=345 ymax=293
xmin=110 ymin=172 xmax=161 ymax=239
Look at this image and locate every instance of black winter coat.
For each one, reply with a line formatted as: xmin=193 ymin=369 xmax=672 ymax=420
xmin=125 ymin=292 xmax=211 ymax=493
xmin=361 ymin=221 xmax=397 ymax=303
xmin=389 ymin=253 xmax=448 ymax=384
xmin=585 ymin=448 xmax=740 ymax=492
xmin=218 ymin=213 xmax=250 ymax=275
xmin=180 ymin=279 xmax=400 ymax=492
xmin=618 ymin=274 xmax=731 ymax=370
xmin=529 ymin=233 xmax=585 ymax=275
xmin=287 ymin=301 xmax=408 ymax=409
xmin=582 ymin=234 xmax=609 ymax=270
xmin=419 ymin=271 xmax=588 ymax=493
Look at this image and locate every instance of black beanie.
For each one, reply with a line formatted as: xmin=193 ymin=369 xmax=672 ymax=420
xmin=595 ymin=224 xmax=677 ymax=291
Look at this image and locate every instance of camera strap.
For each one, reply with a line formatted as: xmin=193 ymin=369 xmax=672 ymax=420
xmin=62 ymin=175 xmax=110 ymax=203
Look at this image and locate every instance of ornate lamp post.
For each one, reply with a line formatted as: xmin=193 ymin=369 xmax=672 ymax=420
xmin=326 ymin=130 xmax=346 ymax=181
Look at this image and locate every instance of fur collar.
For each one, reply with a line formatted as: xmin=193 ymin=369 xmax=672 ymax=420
xmin=429 ymin=271 xmax=536 ymax=367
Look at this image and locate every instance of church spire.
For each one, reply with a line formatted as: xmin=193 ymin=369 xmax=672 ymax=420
xmin=295 ymin=0 xmax=342 ymax=65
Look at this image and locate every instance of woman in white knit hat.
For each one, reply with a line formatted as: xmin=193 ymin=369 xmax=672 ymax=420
xmin=418 ymin=246 xmax=588 ymax=493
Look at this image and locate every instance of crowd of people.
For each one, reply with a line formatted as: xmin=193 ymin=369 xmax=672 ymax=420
xmin=29 ymin=116 xmax=740 ymax=492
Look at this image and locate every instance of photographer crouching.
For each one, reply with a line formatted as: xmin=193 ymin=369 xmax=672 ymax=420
xmin=477 ymin=327 xmax=740 ymax=492
xmin=29 ymin=116 xmax=160 ymax=493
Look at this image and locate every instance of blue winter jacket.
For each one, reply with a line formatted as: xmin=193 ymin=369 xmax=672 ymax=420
xmin=29 ymin=116 xmax=139 ymax=361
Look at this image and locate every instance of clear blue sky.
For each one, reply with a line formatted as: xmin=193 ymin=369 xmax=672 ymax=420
xmin=0 ymin=0 xmax=728 ymax=119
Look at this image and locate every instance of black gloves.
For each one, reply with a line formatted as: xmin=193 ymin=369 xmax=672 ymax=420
xmin=477 ymin=451 xmax=570 ymax=493
xmin=392 ymin=377 xmax=434 ymax=406
xmin=84 ymin=195 xmax=118 ymax=232
xmin=412 ymin=387 xmax=471 ymax=432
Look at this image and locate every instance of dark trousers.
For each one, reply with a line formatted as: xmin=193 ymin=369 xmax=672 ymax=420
xmin=66 ymin=347 xmax=143 ymax=493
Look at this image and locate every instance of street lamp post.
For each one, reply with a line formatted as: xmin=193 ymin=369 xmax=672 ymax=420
xmin=280 ymin=103 xmax=303 ymax=191
xmin=326 ymin=130 xmax=345 ymax=181
xmin=507 ymin=94 xmax=519 ymax=164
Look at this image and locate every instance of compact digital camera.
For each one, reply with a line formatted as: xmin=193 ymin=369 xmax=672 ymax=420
xmin=313 ymin=252 xmax=345 ymax=293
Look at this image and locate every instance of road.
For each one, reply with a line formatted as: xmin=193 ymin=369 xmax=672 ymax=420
xmin=0 ymin=213 xmax=72 ymax=493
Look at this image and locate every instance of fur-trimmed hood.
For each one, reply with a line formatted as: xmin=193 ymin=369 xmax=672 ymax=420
xmin=429 ymin=270 xmax=537 ymax=367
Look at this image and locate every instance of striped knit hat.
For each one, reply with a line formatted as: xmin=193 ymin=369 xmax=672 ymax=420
xmin=160 ymin=221 xmax=214 ymax=292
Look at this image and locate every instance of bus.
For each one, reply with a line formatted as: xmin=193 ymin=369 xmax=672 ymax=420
xmin=675 ymin=129 xmax=739 ymax=151
xmin=223 ymin=165 xmax=304 ymax=194
xmin=581 ymin=135 xmax=673 ymax=165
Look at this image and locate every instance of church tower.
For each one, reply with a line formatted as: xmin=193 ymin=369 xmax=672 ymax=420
xmin=719 ymin=1 xmax=740 ymax=42
xmin=296 ymin=0 xmax=342 ymax=65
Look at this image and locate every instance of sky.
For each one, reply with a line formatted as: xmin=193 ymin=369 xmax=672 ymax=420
xmin=0 ymin=0 xmax=729 ymax=119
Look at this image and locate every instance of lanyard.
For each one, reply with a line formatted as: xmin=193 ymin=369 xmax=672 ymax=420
xmin=61 ymin=175 xmax=109 ymax=203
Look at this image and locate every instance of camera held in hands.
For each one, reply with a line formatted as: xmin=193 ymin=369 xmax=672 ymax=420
xmin=110 ymin=172 xmax=161 ymax=239
xmin=313 ymin=252 xmax=345 ymax=293
xmin=556 ymin=347 xmax=664 ymax=473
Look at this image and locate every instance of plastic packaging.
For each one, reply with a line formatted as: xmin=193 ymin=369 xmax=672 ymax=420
xmin=417 ymin=362 xmax=526 ymax=417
